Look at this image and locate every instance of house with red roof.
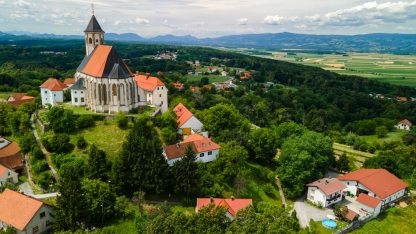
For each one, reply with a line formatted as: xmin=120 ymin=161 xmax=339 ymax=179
xmin=7 ymin=93 xmax=35 ymax=107
xmin=172 ymin=82 xmax=185 ymax=91
xmin=63 ymin=78 xmax=75 ymax=87
xmin=395 ymin=119 xmax=412 ymax=131
xmin=306 ymin=178 xmax=346 ymax=208
xmin=135 ymin=72 xmax=168 ymax=113
xmin=0 ymin=137 xmax=23 ymax=172
xmin=163 ymin=134 xmax=220 ymax=166
xmin=39 ymin=78 xmax=67 ymax=106
xmin=338 ymin=169 xmax=408 ymax=216
xmin=173 ymin=103 xmax=204 ymax=135
xmin=0 ymin=189 xmax=54 ymax=234
xmin=196 ymin=198 xmax=252 ymax=221
xmin=0 ymin=164 xmax=18 ymax=186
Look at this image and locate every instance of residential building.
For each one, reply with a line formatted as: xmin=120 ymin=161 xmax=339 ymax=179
xmin=306 ymin=178 xmax=346 ymax=208
xmin=39 ymin=78 xmax=67 ymax=106
xmin=0 ymin=137 xmax=23 ymax=172
xmin=135 ymin=73 xmax=168 ymax=113
xmin=163 ymin=134 xmax=220 ymax=166
xmin=395 ymin=119 xmax=412 ymax=131
xmin=356 ymin=193 xmax=382 ymax=217
xmin=338 ymin=169 xmax=408 ymax=210
xmin=173 ymin=103 xmax=203 ymax=135
xmin=6 ymin=93 xmax=35 ymax=107
xmin=172 ymin=82 xmax=185 ymax=91
xmin=0 ymin=164 xmax=18 ymax=186
xmin=0 ymin=189 xmax=55 ymax=234
xmin=221 ymin=71 xmax=228 ymax=76
xmin=70 ymin=78 xmax=86 ymax=106
xmin=64 ymin=78 xmax=75 ymax=88
xmin=196 ymin=198 xmax=253 ymax=221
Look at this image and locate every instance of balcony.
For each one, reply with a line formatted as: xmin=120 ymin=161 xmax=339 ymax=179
xmin=327 ymin=193 xmax=341 ymax=202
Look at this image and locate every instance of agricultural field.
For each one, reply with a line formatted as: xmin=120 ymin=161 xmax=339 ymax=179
xmin=238 ymin=49 xmax=416 ymax=88
xmin=333 ymin=142 xmax=374 ymax=168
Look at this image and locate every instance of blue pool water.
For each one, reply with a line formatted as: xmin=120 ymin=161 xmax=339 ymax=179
xmin=322 ymin=219 xmax=337 ymax=229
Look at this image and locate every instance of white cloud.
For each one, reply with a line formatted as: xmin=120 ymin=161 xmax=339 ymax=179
xmin=238 ymin=18 xmax=248 ymax=25
xmin=264 ymin=15 xmax=284 ymax=25
xmin=14 ymin=0 xmax=31 ymax=9
xmin=135 ymin=18 xmax=150 ymax=24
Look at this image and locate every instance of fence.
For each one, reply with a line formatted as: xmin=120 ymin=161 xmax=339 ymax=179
xmin=335 ymin=215 xmax=374 ymax=234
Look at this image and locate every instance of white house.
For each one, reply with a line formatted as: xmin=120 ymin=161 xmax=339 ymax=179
xmin=173 ymin=103 xmax=204 ymax=135
xmin=163 ymin=134 xmax=220 ymax=166
xmin=356 ymin=193 xmax=382 ymax=217
xmin=135 ymin=73 xmax=168 ymax=113
xmin=221 ymin=71 xmax=228 ymax=77
xmin=395 ymin=119 xmax=412 ymax=131
xmin=0 ymin=189 xmax=55 ymax=234
xmin=0 ymin=164 xmax=18 ymax=186
xmin=306 ymin=178 xmax=346 ymax=208
xmin=338 ymin=169 xmax=408 ymax=211
xmin=39 ymin=78 xmax=67 ymax=106
xmin=70 ymin=78 xmax=86 ymax=106
xmin=196 ymin=198 xmax=253 ymax=221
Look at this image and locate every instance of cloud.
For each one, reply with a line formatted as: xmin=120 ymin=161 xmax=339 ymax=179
xmin=14 ymin=0 xmax=31 ymax=9
xmin=264 ymin=15 xmax=284 ymax=25
xmin=135 ymin=18 xmax=150 ymax=24
xmin=238 ymin=18 xmax=248 ymax=25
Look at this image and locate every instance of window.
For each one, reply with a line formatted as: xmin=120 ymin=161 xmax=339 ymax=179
xmin=200 ymin=153 xmax=204 ymax=157
xmin=7 ymin=172 xmax=10 ymax=176
xmin=208 ymin=151 xmax=212 ymax=155
xmin=89 ymin=38 xmax=92 ymax=44
xmin=54 ymin=94 xmax=56 ymax=97
xmin=161 ymin=87 xmax=163 ymax=90
xmin=81 ymin=91 xmax=83 ymax=94
xmin=159 ymin=94 xmax=162 ymax=97
xmin=45 ymin=91 xmax=47 ymax=94
xmin=157 ymin=87 xmax=159 ymax=90
xmin=75 ymin=98 xmax=78 ymax=102
xmin=40 ymin=212 xmax=46 ymax=219
xmin=81 ymin=98 xmax=84 ymax=102
xmin=75 ymin=91 xmax=77 ymax=94
xmin=96 ymin=39 xmax=99 ymax=43
xmin=32 ymin=226 xmax=39 ymax=234
xmin=46 ymin=220 xmax=51 ymax=227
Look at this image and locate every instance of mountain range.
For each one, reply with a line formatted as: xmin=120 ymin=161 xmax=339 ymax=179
xmin=1 ymin=31 xmax=416 ymax=54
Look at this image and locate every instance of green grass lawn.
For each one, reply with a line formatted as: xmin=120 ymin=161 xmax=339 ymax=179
xmin=184 ymin=75 xmax=230 ymax=84
xmin=62 ymin=103 xmax=106 ymax=116
xmin=70 ymin=121 xmax=129 ymax=161
xmin=361 ymin=130 xmax=406 ymax=144
xmin=352 ymin=205 xmax=416 ymax=234
xmin=310 ymin=220 xmax=349 ymax=234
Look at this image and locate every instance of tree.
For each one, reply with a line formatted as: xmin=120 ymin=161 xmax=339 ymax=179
xmin=210 ymin=141 xmax=248 ymax=181
xmin=81 ymin=179 xmax=116 ymax=227
xmin=376 ymin=126 xmax=388 ymax=138
xmin=87 ymin=144 xmax=111 ymax=181
xmin=272 ymin=122 xmax=307 ymax=147
xmin=115 ymin=112 xmax=128 ymax=129
xmin=278 ymin=131 xmax=334 ymax=198
xmin=42 ymin=133 xmax=72 ymax=153
xmin=248 ymin=128 xmax=278 ymax=163
xmin=76 ymin=115 xmax=95 ymax=129
xmin=337 ymin=153 xmax=350 ymax=172
xmin=112 ymin=117 xmax=169 ymax=196
xmin=160 ymin=127 xmax=177 ymax=145
xmin=76 ymin=136 xmax=87 ymax=149
xmin=171 ymin=145 xmax=199 ymax=198
xmin=55 ymin=162 xmax=86 ymax=231
xmin=47 ymin=107 xmax=76 ymax=133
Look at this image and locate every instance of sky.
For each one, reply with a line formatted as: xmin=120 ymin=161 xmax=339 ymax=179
xmin=1 ymin=0 xmax=416 ymax=38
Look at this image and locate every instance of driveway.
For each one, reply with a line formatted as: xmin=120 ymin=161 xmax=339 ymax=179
xmin=294 ymin=197 xmax=335 ymax=228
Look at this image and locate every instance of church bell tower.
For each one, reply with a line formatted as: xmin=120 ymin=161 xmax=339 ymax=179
xmin=84 ymin=5 xmax=105 ymax=56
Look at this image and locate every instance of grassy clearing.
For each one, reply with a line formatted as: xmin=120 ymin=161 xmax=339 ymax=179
xmin=361 ymin=130 xmax=406 ymax=144
xmin=184 ymin=74 xmax=231 ymax=83
xmin=310 ymin=220 xmax=349 ymax=234
xmin=0 ymin=92 xmax=11 ymax=99
xmin=333 ymin=143 xmax=375 ymax=168
xmin=352 ymin=205 xmax=416 ymax=234
xmin=61 ymin=103 xmax=105 ymax=116
xmin=69 ymin=121 xmax=129 ymax=161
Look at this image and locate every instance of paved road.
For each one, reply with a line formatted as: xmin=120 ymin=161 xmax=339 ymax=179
xmin=294 ymin=197 xmax=335 ymax=228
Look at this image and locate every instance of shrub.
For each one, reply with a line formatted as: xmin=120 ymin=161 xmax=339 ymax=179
xmin=76 ymin=136 xmax=88 ymax=149
xmin=76 ymin=115 xmax=95 ymax=129
xmin=42 ymin=133 xmax=72 ymax=153
xmin=376 ymin=126 xmax=388 ymax=138
xmin=31 ymin=146 xmax=44 ymax=161
xmin=115 ymin=112 xmax=128 ymax=129
xmin=261 ymin=184 xmax=275 ymax=196
xmin=32 ymin=160 xmax=49 ymax=174
xmin=160 ymin=127 xmax=177 ymax=145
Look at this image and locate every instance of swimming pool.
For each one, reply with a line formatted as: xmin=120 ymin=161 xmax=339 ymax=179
xmin=322 ymin=219 xmax=337 ymax=229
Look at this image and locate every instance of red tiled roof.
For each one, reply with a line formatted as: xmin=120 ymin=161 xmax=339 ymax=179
xmin=0 ymin=141 xmax=23 ymax=170
xmin=345 ymin=209 xmax=358 ymax=221
xmin=40 ymin=78 xmax=67 ymax=91
xmin=182 ymin=134 xmax=220 ymax=153
xmin=196 ymin=198 xmax=252 ymax=217
xmin=64 ymin=78 xmax=75 ymax=85
xmin=307 ymin=178 xmax=346 ymax=195
xmin=172 ymin=82 xmax=184 ymax=90
xmin=8 ymin=93 xmax=25 ymax=101
xmin=0 ymin=164 xmax=9 ymax=175
xmin=398 ymin=119 xmax=412 ymax=127
xmin=356 ymin=193 xmax=381 ymax=208
xmin=338 ymin=169 xmax=408 ymax=199
xmin=173 ymin=103 xmax=193 ymax=127
xmin=134 ymin=74 xmax=164 ymax=91
xmin=163 ymin=142 xmax=194 ymax=160
xmin=7 ymin=93 xmax=35 ymax=107
xmin=0 ymin=189 xmax=44 ymax=230
xmin=189 ymin=86 xmax=200 ymax=92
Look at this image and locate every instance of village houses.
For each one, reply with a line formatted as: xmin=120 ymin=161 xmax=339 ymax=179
xmin=196 ymin=198 xmax=253 ymax=221
xmin=173 ymin=103 xmax=204 ymax=136
xmin=395 ymin=119 xmax=413 ymax=131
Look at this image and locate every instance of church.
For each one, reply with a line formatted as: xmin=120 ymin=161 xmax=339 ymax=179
xmin=41 ymin=12 xmax=168 ymax=114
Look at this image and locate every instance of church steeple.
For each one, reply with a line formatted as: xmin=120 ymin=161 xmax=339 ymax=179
xmin=84 ymin=5 xmax=105 ymax=56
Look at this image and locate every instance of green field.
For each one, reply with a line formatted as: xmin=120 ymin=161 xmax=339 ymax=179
xmin=352 ymin=205 xmax=416 ymax=234
xmin=184 ymin=74 xmax=231 ymax=84
xmin=70 ymin=121 xmax=129 ymax=161
xmin=333 ymin=142 xmax=374 ymax=168
xmin=361 ymin=130 xmax=407 ymax=144
xmin=238 ymin=50 xmax=416 ymax=88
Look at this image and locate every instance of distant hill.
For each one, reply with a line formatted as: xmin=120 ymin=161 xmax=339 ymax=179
xmin=2 ymin=31 xmax=416 ymax=54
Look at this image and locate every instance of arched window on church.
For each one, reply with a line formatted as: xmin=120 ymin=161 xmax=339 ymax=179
xmin=102 ymin=84 xmax=107 ymax=105
xmin=112 ymin=84 xmax=117 ymax=96
xmin=89 ymin=37 xmax=93 ymax=44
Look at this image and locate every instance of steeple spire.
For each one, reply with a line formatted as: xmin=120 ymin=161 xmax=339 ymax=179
xmin=91 ymin=3 xmax=95 ymax=15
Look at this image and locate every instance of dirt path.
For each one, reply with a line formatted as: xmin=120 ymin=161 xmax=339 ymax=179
xmin=31 ymin=114 xmax=60 ymax=182
xmin=23 ymin=154 xmax=43 ymax=193
xmin=275 ymin=176 xmax=287 ymax=209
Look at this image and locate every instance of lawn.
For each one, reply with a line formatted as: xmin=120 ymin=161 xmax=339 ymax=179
xmin=352 ymin=205 xmax=416 ymax=234
xmin=361 ymin=130 xmax=407 ymax=144
xmin=62 ymin=102 xmax=156 ymax=117
xmin=310 ymin=220 xmax=349 ymax=234
xmin=70 ymin=121 xmax=129 ymax=161
xmin=0 ymin=92 xmax=11 ymax=99
xmin=184 ymin=74 xmax=231 ymax=84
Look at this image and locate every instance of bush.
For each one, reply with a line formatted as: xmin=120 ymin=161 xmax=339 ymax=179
xmin=76 ymin=115 xmax=95 ymax=129
xmin=76 ymin=136 xmax=88 ymax=149
xmin=32 ymin=160 xmax=49 ymax=174
xmin=261 ymin=184 xmax=275 ymax=196
xmin=376 ymin=126 xmax=388 ymax=138
xmin=31 ymin=146 xmax=44 ymax=161
xmin=42 ymin=133 xmax=72 ymax=153
xmin=115 ymin=112 xmax=128 ymax=129
xmin=34 ymin=171 xmax=54 ymax=189
xmin=160 ymin=127 xmax=177 ymax=145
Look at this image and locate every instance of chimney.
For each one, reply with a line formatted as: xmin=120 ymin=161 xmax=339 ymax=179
xmin=136 ymin=71 xmax=139 ymax=75
xmin=146 ymin=73 xmax=150 ymax=79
